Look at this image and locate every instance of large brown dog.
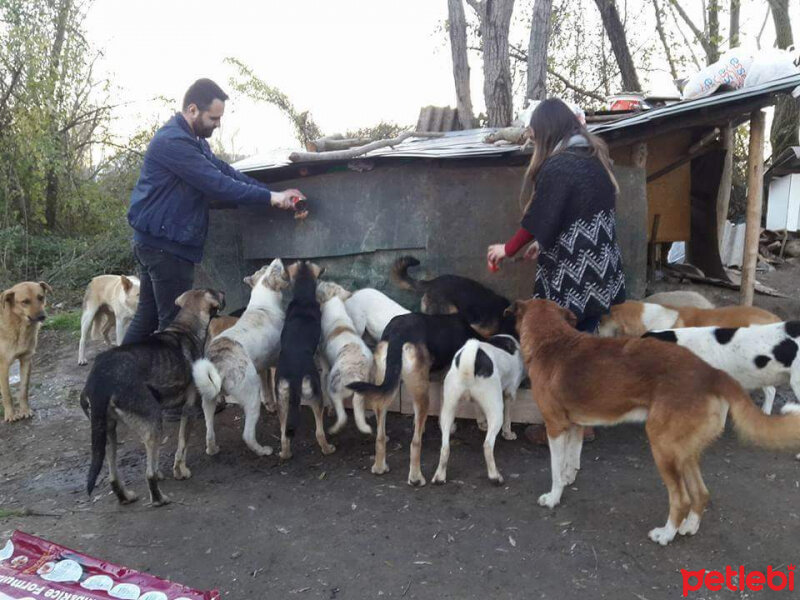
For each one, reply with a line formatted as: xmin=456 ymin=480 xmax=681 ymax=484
xmin=598 ymin=300 xmax=780 ymax=338
xmin=1 ymin=281 xmax=52 ymax=422
xmin=512 ymin=298 xmax=800 ymax=545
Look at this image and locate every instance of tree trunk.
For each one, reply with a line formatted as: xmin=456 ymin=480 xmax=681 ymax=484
xmin=593 ymin=0 xmax=641 ymax=92
xmin=526 ymin=0 xmax=553 ymax=103
xmin=706 ymin=0 xmax=720 ymax=63
xmin=45 ymin=0 xmax=72 ymax=231
xmin=652 ymin=0 xmax=678 ymax=82
xmin=768 ymin=0 xmax=798 ymax=158
xmin=471 ymin=0 xmax=516 ymax=127
xmin=729 ymin=0 xmax=740 ymax=48
xmin=447 ymin=0 xmax=476 ymax=129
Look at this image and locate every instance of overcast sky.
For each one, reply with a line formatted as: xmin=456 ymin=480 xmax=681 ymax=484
xmin=85 ymin=1 xmax=798 ymax=159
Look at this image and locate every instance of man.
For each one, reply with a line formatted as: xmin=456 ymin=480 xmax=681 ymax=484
xmin=124 ymin=78 xmax=303 ymax=345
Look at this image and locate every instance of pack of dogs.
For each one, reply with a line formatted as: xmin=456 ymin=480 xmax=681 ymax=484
xmin=4 ymin=256 xmax=800 ymax=546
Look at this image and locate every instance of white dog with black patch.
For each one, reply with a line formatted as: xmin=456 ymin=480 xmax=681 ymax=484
xmin=345 ymin=288 xmax=409 ymax=343
xmin=432 ymin=334 xmax=525 ymax=486
xmin=644 ymin=320 xmax=800 ymax=417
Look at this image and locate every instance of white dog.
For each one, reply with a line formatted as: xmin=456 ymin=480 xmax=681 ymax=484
xmin=344 ymin=288 xmax=409 ymax=342
xmin=432 ymin=335 xmax=525 ymax=486
xmin=78 ymin=275 xmax=140 ymax=365
xmin=645 ymin=321 xmax=800 ymax=416
xmin=316 ymin=283 xmax=375 ymax=435
xmin=192 ymin=259 xmax=287 ymax=459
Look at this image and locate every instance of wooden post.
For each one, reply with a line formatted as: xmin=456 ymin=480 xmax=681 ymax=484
xmin=740 ymin=110 xmax=765 ymax=306
xmin=716 ymin=124 xmax=733 ymax=244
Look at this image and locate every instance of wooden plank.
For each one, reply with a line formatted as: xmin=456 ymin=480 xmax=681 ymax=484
xmin=716 ymin=125 xmax=734 ymax=242
xmin=740 ymin=109 xmax=766 ymax=306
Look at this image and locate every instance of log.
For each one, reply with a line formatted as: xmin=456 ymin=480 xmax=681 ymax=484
xmin=289 ymin=131 xmax=444 ymax=162
xmin=740 ymin=110 xmax=766 ymax=306
xmin=716 ymin=125 xmax=733 ymax=243
xmin=306 ymin=135 xmax=372 ymax=152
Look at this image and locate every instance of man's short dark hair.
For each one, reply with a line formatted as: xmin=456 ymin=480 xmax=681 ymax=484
xmin=182 ymin=79 xmax=229 ymax=111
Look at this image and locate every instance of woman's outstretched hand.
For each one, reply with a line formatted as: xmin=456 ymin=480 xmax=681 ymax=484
xmin=487 ymin=244 xmax=506 ymax=266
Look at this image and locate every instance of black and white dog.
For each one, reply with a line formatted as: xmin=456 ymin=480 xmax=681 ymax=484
xmin=644 ymin=321 xmax=800 ymax=417
xmin=274 ymin=261 xmax=335 ymax=460
xmin=432 ymin=334 xmax=525 ymax=486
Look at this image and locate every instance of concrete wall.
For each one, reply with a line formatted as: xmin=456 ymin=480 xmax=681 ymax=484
xmin=198 ymin=161 xmax=647 ymax=311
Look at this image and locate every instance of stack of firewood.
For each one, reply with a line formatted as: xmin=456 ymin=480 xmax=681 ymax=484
xmin=759 ymin=229 xmax=800 ymax=265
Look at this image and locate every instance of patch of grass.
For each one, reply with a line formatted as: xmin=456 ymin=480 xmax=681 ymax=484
xmin=0 ymin=507 xmax=28 ymax=518
xmin=43 ymin=310 xmax=82 ymax=332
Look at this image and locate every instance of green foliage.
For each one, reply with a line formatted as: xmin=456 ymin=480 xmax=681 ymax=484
xmin=42 ymin=310 xmax=81 ymax=332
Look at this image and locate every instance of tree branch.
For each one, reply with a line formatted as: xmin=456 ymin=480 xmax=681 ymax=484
xmin=289 ymin=131 xmax=443 ymax=162
xmin=667 ymin=0 xmax=702 ymax=70
xmin=652 ymin=0 xmax=678 ymax=82
xmin=547 ymin=69 xmax=606 ymax=102
xmin=756 ymin=5 xmax=771 ymax=50
xmin=668 ymin=0 xmax=715 ymax=61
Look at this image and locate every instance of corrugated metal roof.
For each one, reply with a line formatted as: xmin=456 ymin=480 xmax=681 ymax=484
xmin=234 ymin=73 xmax=800 ymax=173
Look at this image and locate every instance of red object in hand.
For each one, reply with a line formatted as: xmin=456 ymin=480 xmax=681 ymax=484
xmin=488 ymin=258 xmax=500 ymax=272
xmin=291 ymin=196 xmax=307 ymax=212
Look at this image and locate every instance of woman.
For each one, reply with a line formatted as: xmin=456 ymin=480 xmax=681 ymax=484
xmin=487 ymin=98 xmax=625 ymax=333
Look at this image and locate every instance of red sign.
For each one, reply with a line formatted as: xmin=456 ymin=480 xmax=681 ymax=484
xmin=0 ymin=531 xmax=219 ymax=600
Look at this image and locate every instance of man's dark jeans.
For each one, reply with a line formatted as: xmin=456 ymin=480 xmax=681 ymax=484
xmin=122 ymin=243 xmax=194 ymax=345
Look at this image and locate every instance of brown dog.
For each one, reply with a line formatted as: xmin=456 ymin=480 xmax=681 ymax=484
xmin=1 ymin=281 xmax=52 ymax=422
xmin=598 ymin=300 xmax=780 ymax=337
xmin=512 ymin=298 xmax=800 ymax=545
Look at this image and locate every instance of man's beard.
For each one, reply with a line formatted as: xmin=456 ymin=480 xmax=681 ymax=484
xmin=190 ymin=116 xmax=214 ymax=138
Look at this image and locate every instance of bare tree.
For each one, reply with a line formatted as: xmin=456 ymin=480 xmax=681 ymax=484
xmin=447 ymin=0 xmax=476 ymax=129
xmin=767 ymin=0 xmax=798 ymax=158
xmin=652 ymin=0 xmax=678 ymax=82
xmin=592 ymin=0 xmax=642 ymax=92
xmin=669 ymin=0 xmax=720 ymax=65
xmin=467 ymin=0 xmax=516 ymax=127
xmin=526 ymin=0 xmax=553 ymax=103
xmin=729 ymin=0 xmax=740 ymax=48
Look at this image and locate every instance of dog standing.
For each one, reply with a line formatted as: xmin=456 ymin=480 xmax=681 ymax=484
xmin=512 ymin=298 xmax=800 ymax=545
xmin=83 ymin=289 xmax=224 ymax=506
xmin=275 ymin=261 xmax=334 ymax=460
xmin=432 ymin=335 xmax=525 ymax=486
xmin=391 ymin=256 xmax=513 ymax=337
xmin=316 ymin=283 xmax=374 ymax=435
xmin=598 ymin=300 xmax=780 ymax=338
xmin=78 ymin=275 xmax=140 ymax=365
xmin=346 ymin=288 xmax=409 ymax=342
xmin=1 ymin=281 xmax=51 ymax=422
xmin=348 ymin=312 xmax=480 ymax=485
xmin=193 ymin=259 xmax=287 ymax=457
xmin=645 ymin=321 xmax=800 ymax=415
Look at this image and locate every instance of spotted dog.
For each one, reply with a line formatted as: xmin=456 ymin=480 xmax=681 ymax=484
xmin=432 ymin=334 xmax=525 ymax=486
xmin=644 ymin=321 xmax=800 ymax=419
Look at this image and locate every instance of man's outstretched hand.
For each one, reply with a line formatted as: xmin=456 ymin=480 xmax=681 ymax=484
xmin=270 ymin=188 xmax=306 ymax=210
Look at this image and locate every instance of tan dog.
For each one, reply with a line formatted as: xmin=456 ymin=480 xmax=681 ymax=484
xmin=598 ymin=300 xmax=780 ymax=338
xmin=512 ymin=299 xmax=800 ymax=545
xmin=206 ymin=315 xmax=239 ymax=347
xmin=1 ymin=281 xmax=51 ymax=422
xmin=78 ymin=275 xmax=140 ymax=365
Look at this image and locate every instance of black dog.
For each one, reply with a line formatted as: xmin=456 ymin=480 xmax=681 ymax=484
xmin=348 ymin=312 xmax=481 ymax=486
xmin=274 ymin=261 xmax=335 ymax=460
xmin=82 ymin=288 xmax=224 ymax=506
xmin=391 ymin=256 xmax=514 ymax=337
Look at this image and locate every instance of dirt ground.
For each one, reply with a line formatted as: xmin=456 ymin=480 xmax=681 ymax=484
xmin=2 ymin=268 xmax=800 ymax=600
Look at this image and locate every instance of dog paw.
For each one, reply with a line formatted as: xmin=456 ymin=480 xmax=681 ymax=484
xmin=328 ymin=422 xmax=345 ymax=435
xmin=119 ymin=491 xmax=139 ymax=505
xmin=321 ymin=443 xmax=336 ymax=456
xmin=279 ymin=450 xmax=293 ymax=461
xmin=678 ymin=512 xmax=700 ymax=536
xmin=3 ymin=412 xmax=15 ymax=423
xmin=252 ymin=445 xmax=273 ymax=457
xmin=489 ymin=473 xmax=505 ymax=486
xmin=476 ymin=420 xmax=488 ymax=432
xmin=173 ymin=464 xmax=192 ymax=480
xmin=431 ymin=470 xmax=447 ymax=485
xmin=538 ymin=492 xmax=561 ymax=508
xmin=648 ymin=526 xmax=676 ymax=546
xmin=371 ymin=463 xmax=389 ymax=475
xmin=502 ymin=430 xmax=517 ymax=441
xmin=78 ymin=358 xmax=88 ymax=366
xmin=407 ymin=473 xmax=426 ymax=487
xmin=150 ymin=494 xmax=171 ymax=508
xmin=156 ymin=470 xmax=166 ymax=481
xmin=205 ymin=443 xmax=220 ymax=456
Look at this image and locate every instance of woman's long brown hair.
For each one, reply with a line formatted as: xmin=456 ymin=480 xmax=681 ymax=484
xmin=519 ymin=98 xmax=619 ymax=212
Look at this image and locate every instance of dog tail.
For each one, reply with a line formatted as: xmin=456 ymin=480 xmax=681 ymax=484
xmin=726 ymin=376 xmax=800 ymax=451
xmin=347 ymin=339 xmax=404 ymax=401
xmin=390 ymin=256 xmax=425 ymax=292
xmin=86 ymin=389 xmax=110 ymax=495
xmin=193 ymin=358 xmax=223 ymax=402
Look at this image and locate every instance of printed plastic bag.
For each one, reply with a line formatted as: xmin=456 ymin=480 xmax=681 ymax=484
xmin=682 ymin=50 xmax=753 ymax=100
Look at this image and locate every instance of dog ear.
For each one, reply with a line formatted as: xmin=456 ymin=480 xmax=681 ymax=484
xmin=243 ymin=275 xmax=255 ymax=288
xmin=2 ymin=291 xmax=14 ymax=309
xmin=285 ymin=262 xmax=299 ymax=281
xmin=39 ymin=282 xmax=53 ymax=294
xmin=120 ymin=276 xmax=132 ymax=293
xmin=205 ymin=290 xmax=223 ymax=314
xmin=504 ymin=300 xmax=524 ymax=319
xmin=174 ymin=291 xmax=189 ymax=308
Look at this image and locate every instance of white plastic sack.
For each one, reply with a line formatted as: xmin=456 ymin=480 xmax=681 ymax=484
xmin=743 ymin=48 xmax=799 ymax=88
xmin=683 ymin=50 xmax=753 ymax=100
